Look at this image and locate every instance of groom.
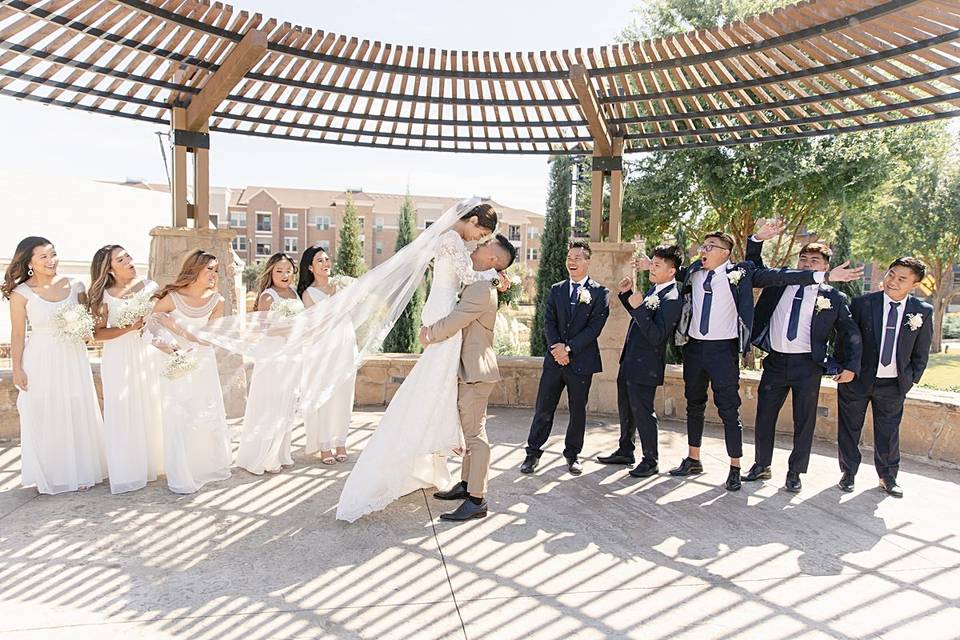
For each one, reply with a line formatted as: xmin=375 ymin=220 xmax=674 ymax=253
xmin=419 ymin=234 xmax=518 ymax=521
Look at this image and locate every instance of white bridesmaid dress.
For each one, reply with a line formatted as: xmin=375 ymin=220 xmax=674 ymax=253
xmin=15 ymin=279 xmax=107 ymax=494
xmin=236 ymin=288 xmax=304 ymax=474
xmin=101 ymin=280 xmax=164 ymax=494
xmin=302 ymin=285 xmax=357 ymax=456
xmin=159 ymin=291 xmax=232 ymax=494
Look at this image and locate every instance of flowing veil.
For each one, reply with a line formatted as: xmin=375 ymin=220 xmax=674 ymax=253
xmin=196 ymin=196 xmax=482 ymax=410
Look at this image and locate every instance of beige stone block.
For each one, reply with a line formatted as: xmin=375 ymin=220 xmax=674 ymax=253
xmin=354 ymin=380 xmax=385 ymax=406
xmin=360 ymin=364 xmax=388 ymax=384
xmin=931 ymin=421 xmax=960 ymax=465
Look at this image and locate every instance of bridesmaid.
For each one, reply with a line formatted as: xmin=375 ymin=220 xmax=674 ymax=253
xmin=88 ymin=244 xmax=163 ymax=494
xmin=236 ymin=252 xmax=304 ymax=475
xmin=151 ymin=250 xmax=232 ymax=494
xmin=297 ymin=245 xmax=357 ymax=465
xmin=3 ymin=236 xmax=106 ymax=494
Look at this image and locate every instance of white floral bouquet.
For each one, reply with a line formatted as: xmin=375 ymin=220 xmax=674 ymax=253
xmin=497 ymin=275 xmax=524 ymax=308
xmin=54 ymin=303 xmax=95 ymax=344
xmin=114 ymin=291 xmax=154 ymax=328
xmin=330 ymin=274 xmax=356 ymax=292
xmin=161 ymin=349 xmax=199 ymax=380
xmin=270 ymin=298 xmax=302 ymax=319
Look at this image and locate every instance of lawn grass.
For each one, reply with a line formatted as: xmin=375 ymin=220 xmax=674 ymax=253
xmin=919 ymin=350 xmax=960 ymax=392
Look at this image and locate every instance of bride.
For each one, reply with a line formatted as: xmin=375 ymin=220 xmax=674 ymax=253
xmin=335 ymin=202 xmax=507 ymax=522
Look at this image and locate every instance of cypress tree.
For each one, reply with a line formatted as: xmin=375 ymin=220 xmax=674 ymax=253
xmin=531 ymin=156 xmax=574 ymax=356
xmin=382 ymin=193 xmax=423 ymax=353
xmin=831 ymin=214 xmax=863 ymax=300
xmin=335 ymin=193 xmax=366 ymax=277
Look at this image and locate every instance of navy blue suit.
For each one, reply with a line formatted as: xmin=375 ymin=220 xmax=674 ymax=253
xmin=676 ymin=257 xmax=822 ymax=459
xmin=837 ymin=291 xmax=933 ymax=479
xmin=526 ymin=278 xmax=610 ymax=460
xmin=746 ymin=237 xmax=863 ymax=473
xmin=616 ymin=283 xmax=682 ymax=463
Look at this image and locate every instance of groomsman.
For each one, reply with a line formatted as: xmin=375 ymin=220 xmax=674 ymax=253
xmin=837 ymin=257 xmax=933 ymax=498
xmin=597 ymin=245 xmax=683 ymax=477
xmin=521 ymin=240 xmax=610 ymax=476
xmin=671 ymin=227 xmax=863 ymax=491
xmin=741 ymin=237 xmax=862 ymax=493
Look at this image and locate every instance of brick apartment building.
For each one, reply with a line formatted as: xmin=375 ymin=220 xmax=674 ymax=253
xmin=205 ymin=186 xmax=543 ymax=273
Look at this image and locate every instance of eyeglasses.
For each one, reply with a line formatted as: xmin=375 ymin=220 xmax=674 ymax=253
xmin=700 ymin=243 xmax=730 ymax=253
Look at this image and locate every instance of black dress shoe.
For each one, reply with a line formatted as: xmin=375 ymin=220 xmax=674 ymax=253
xmin=879 ymin=476 xmax=903 ymax=498
xmin=439 ymin=499 xmax=488 ymax=521
xmin=520 ymin=455 xmax=539 ymax=474
xmin=433 ymin=482 xmax=469 ymax=501
xmin=838 ymin=472 xmax=855 ymax=493
xmin=628 ymin=460 xmax=659 ymax=478
xmin=741 ymin=463 xmax=772 ymax=482
xmin=725 ymin=466 xmax=742 ymax=491
xmin=597 ymin=452 xmax=635 ymax=465
xmin=668 ymin=457 xmax=704 ymax=476
xmin=567 ymin=458 xmax=583 ymax=475
xmin=784 ymin=471 xmax=802 ymax=493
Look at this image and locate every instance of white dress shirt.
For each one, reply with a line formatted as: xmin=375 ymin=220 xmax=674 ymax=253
xmin=690 ymin=261 xmax=738 ymax=341
xmin=568 ymin=276 xmax=589 ymax=302
xmin=770 ymin=284 xmax=818 ymax=353
xmin=877 ymin=293 xmax=907 ymax=378
xmin=654 ymin=279 xmax=677 ymax=295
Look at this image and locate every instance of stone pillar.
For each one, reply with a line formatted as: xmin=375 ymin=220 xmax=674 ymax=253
xmin=148 ymin=226 xmax=247 ymax=418
xmin=585 ymin=241 xmax=636 ymax=414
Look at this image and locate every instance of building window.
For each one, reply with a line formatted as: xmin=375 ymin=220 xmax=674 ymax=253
xmin=375 ymin=241 xmax=383 ymax=255
xmin=229 ymin=211 xmax=247 ymax=228
xmin=318 ymin=240 xmax=330 ymax=252
xmin=256 ymin=240 xmax=272 ymax=257
xmin=527 ymin=247 xmax=539 ymax=261
xmin=375 ymin=218 xmax=384 ymax=232
xmin=208 ymin=214 xmax=219 ymax=228
xmin=314 ymin=215 xmax=331 ymax=230
xmin=256 ymin=212 xmax=272 ymax=232
xmin=509 ymin=225 xmax=522 ymax=242
xmin=283 ymin=213 xmax=299 ymax=230
xmin=527 ymin=226 xmax=540 ymax=239
xmin=232 ymin=236 xmax=247 ymax=252
xmin=284 ymin=237 xmax=299 ymax=253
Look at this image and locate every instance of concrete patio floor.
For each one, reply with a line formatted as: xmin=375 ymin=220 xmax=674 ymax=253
xmin=0 ymin=408 xmax=958 ymax=639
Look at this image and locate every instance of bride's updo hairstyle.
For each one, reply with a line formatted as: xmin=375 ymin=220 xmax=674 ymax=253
xmin=461 ymin=202 xmax=498 ymax=233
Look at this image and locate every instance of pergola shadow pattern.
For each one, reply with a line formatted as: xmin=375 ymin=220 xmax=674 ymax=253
xmin=0 ymin=408 xmax=958 ymax=639
xmin=2 ymin=0 xmax=960 ymax=154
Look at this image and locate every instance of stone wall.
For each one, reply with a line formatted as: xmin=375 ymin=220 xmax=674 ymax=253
xmin=2 ymin=356 xmax=958 ymax=466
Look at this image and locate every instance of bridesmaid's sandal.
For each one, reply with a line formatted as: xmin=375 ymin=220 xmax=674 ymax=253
xmin=335 ymin=447 xmax=348 ymax=463
xmin=78 ymin=485 xmax=92 ymax=492
xmin=320 ymin=451 xmax=336 ymax=465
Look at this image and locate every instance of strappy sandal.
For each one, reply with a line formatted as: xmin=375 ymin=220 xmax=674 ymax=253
xmin=334 ymin=447 xmax=348 ymax=463
xmin=320 ymin=450 xmax=336 ymax=465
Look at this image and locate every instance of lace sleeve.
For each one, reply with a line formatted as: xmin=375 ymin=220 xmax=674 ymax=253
xmin=436 ymin=232 xmax=498 ymax=286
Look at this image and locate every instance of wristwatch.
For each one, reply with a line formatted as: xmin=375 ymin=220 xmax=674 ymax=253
xmin=564 ymin=345 xmax=571 ymax=353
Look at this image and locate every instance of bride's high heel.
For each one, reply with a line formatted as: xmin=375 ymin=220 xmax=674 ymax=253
xmin=335 ymin=446 xmax=348 ymax=463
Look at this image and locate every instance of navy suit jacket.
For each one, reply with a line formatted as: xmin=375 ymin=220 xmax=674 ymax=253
xmin=543 ymin=278 xmax=610 ymax=376
xmin=617 ymin=283 xmax=682 ymax=386
xmin=745 ymin=237 xmax=862 ymax=374
xmin=839 ymin=291 xmax=933 ymax=396
xmin=675 ymin=257 xmax=820 ymax=354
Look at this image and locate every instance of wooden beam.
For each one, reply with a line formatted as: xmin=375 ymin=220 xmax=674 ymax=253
xmin=185 ymin=28 xmax=268 ymax=131
xmin=194 ymin=141 xmax=210 ymax=228
xmin=608 ymin=138 xmax=624 ymax=243
xmin=569 ymin=64 xmax=611 ymax=156
xmin=170 ymin=106 xmax=189 ymax=227
xmin=590 ymin=168 xmax=604 ymax=243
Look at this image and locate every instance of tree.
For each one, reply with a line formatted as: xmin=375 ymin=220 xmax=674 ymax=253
xmin=382 ymin=193 xmax=423 ymax=353
xmin=242 ymin=261 xmax=261 ymax=290
xmin=531 ymin=155 xmax=574 ymax=356
xmin=855 ymin=127 xmax=960 ymax=353
xmin=335 ymin=193 xmax=366 ymax=277
xmin=830 ymin=214 xmax=863 ymax=301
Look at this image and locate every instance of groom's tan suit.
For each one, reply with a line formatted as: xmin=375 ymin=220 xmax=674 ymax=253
xmin=424 ymin=279 xmax=499 ymax=497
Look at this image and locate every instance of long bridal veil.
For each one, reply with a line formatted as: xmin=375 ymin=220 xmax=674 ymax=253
xmin=196 ymin=196 xmax=482 ymax=411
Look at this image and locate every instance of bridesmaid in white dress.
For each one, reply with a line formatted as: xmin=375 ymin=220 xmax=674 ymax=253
xmin=151 ymin=250 xmax=232 ymax=494
xmin=236 ymin=252 xmax=304 ymax=475
xmin=88 ymin=244 xmax=163 ymax=494
xmin=297 ymin=246 xmax=358 ymax=465
xmin=3 ymin=236 xmax=106 ymax=494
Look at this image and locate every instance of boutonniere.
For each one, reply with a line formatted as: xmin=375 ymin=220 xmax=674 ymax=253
xmin=578 ymin=287 xmax=592 ymax=304
xmin=814 ymin=296 xmax=832 ymax=313
xmin=726 ymin=268 xmax=745 ymax=286
xmin=643 ymin=294 xmax=660 ymax=310
xmin=905 ymin=313 xmax=924 ymax=331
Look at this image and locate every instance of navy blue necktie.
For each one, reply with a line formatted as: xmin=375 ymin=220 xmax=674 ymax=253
xmin=786 ymin=285 xmax=806 ymax=341
xmin=699 ymin=271 xmax=714 ymax=335
xmin=880 ymin=301 xmax=901 ymax=366
xmin=644 ymin=284 xmax=656 ymax=298
xmin=569 ymin=282 xmax=580 ymax=306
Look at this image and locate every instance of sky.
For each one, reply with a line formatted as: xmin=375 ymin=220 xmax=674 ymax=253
xmin=0 ymin=0 xmax=643 ymax=213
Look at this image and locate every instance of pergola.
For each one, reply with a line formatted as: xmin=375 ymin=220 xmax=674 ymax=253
xmin=2 ymin=0 xmax=960 ymax=242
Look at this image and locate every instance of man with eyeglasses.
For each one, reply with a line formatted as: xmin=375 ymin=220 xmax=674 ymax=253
xmin=670 ymin=227 xmax=863 ymax=491
xmin=835 ymin=257 xmax=933 ymax=498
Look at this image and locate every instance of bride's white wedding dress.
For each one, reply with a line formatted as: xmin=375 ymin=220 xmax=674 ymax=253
xmin=335 ymin=231 xmax=496 ymax=522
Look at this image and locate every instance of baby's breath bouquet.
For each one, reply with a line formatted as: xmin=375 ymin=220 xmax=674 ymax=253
xmin=54 ymin=303 xmax=95 ymax=344
xmin=270 ymin=298 xmax=303 ymax=319
xmin=161 ymin=349 xmax=199 ymax=380
xmin=114 ymin=291 xmax=154 ymax=328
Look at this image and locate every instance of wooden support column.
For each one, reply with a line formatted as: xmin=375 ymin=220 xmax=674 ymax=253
xmin=194 ymin=138 xmax=210 ymax=228
xmin=590 ymin=165 xmax=604 ymax=243
xmin=170 ymin=106 xmax=189 ymax=227
xmin=608 ymin=137 xmax=624 ymax=243
xmin=571 ymin=64 xmax=616 ymax=242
